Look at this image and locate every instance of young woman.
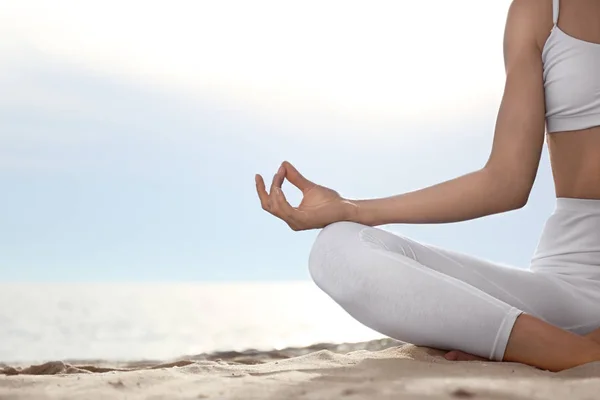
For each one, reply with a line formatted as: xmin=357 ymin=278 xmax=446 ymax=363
xmin=255 ymin=0 xmax=600 ymax=372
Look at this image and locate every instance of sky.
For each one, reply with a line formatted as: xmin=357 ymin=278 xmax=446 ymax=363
xmin=0 ymin=0 xmax=558 ymax=282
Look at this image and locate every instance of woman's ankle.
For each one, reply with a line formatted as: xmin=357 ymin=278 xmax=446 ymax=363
xmin=505 ymin=314 xmax=600 ymax=371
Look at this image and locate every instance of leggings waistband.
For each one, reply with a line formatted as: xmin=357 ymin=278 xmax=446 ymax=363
xmin=556 ymin=197 xmax=600 ymax=213
xmin=532 ymin=197 xmax=600 ymax=279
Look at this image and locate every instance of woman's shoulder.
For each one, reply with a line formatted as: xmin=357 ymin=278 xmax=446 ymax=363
xmin=505 ymin=0 xmax=555 ymax=51
xmin=508 ymin=0 xmax=551 ymax=16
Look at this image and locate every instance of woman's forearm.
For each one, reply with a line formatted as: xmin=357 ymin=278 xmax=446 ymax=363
xmin=346 ymin=167 xmax=527 ymax=226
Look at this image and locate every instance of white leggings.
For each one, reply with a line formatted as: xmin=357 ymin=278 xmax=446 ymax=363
xmin=308 ymin=198 xmax=600 ymax=361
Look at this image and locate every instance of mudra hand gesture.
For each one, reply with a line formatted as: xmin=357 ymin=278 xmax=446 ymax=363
xmin=255 ymin=161 xmax=355 ymax=231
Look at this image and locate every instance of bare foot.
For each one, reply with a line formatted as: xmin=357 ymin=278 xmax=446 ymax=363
xmin=444 ymin=350 xmax=489 ymax=362
xmin=443 ymin=326 xmax=600 ymax=365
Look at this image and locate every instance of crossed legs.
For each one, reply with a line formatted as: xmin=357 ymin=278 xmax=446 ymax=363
xmin=308 ymin=221 xmax=600 ymax=371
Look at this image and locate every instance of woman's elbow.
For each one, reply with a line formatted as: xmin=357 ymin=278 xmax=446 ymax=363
xmin=485 ymin=167 xmax=533 ymax=211
xmin=501 ymin=181 xmax=532 ymax=211
xmin=509 ymin=190 xmax=530 ymax=210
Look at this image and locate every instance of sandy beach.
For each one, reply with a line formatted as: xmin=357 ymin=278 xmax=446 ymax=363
xmin=2 ymin=338 xmax=600 ymax=399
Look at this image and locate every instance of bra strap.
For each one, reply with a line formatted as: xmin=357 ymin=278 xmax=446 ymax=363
xmin=552 ymin=0 xmax=560 ymax=24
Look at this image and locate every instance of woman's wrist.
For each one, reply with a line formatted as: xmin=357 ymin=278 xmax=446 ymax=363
xmin=342 ymin=198 xmax=366 ymax=225
xmin=341 ymin=197 xmax=403 ymax=227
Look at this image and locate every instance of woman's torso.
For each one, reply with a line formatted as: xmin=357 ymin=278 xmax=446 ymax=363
xmin=536 ymin=0 xmax=600 ymax=199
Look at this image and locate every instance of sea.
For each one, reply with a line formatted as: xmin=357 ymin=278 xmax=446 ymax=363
xmin=0 ymin=282 xmax=382 ymax=363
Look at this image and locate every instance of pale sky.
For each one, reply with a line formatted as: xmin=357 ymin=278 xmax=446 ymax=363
xmin=2 ymin=0 xmax=510 ymax=124
xmin=0 ymin=0 xmax=558 ymax=281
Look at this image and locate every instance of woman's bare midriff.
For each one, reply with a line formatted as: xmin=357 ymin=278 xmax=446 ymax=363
xmin=548 ymin=126 xmax=600 ymax=199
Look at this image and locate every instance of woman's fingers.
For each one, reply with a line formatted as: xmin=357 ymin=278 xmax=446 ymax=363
xmin=256 ymin=172 xmax=301 ymax=226
xmin=255 ymin=174 xmax=271 ymax=212
xmin=281 ymin=161 xmax=315 ymax=193
xmin=270 ymin=169 xmax=285 ymax=196
xmin=256 ymin=164 xmax=313 ymax=230
xmin=272 ymin=187 xmax=307 ymax=230
xmin=268 ymin=169 xmax=286 ymax=210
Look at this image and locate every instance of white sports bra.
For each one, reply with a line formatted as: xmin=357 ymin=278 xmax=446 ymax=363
xmin=542 ymin=0 xmax=600 ymax=133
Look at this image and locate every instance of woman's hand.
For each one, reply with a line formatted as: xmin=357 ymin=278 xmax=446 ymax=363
xmin=255 ymin=161 xmax=356 ymax=231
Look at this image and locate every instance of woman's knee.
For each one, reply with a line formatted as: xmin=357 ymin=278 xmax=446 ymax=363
xmin=308 ymin=221 xmax=365 ymax=293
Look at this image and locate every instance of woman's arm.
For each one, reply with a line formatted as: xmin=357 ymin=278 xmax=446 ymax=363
xmin=349 ymin=0 xmax=546 ymax=226
xmin=256 ymin=1 xmax=547 ymax=231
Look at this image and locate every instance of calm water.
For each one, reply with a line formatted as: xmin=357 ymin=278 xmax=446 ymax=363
xmin=0 ymin=282 xmax=381 ymax=363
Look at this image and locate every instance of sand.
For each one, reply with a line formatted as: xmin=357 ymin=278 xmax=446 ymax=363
xmin=2 ymin=339 xmax=600 ymax=399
